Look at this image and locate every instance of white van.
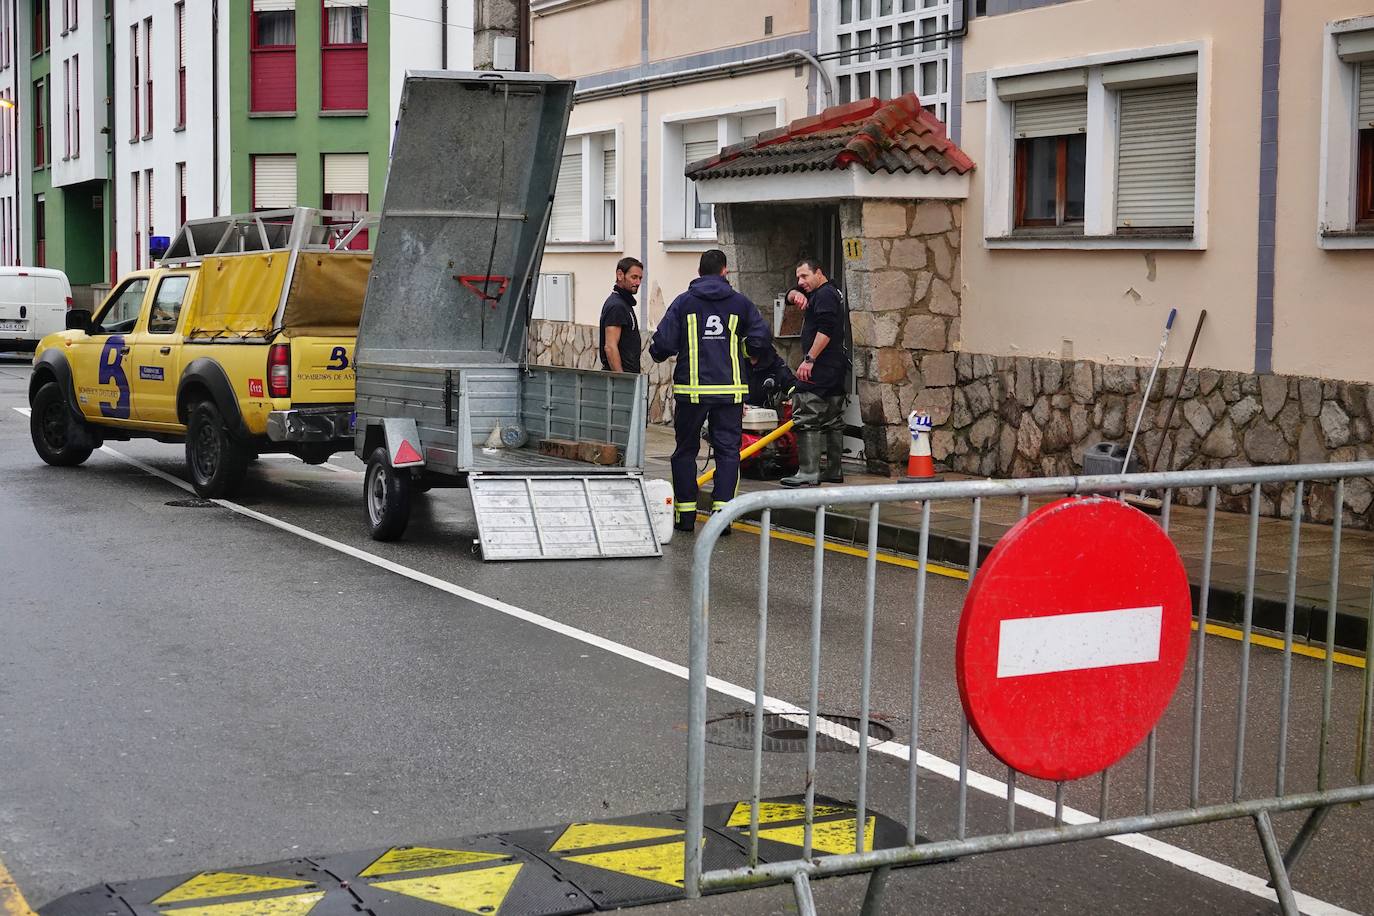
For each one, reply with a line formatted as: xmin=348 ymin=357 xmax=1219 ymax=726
xmin=0 ymin=267 xmax=73 ymax=353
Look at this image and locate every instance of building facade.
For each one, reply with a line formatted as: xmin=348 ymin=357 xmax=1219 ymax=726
xmin=2 ymin=0 xmax=475 ymax=303
xmin=531 ymin=0 xmax=1374 ymax=501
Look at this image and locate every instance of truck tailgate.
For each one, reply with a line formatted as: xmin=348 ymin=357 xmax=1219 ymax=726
xmin=289 ymin=336 xmax=356 ymax=404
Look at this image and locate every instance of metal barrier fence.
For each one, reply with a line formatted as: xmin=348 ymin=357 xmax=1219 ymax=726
xmin=684 ymin=462 xmax=1374 ymax=915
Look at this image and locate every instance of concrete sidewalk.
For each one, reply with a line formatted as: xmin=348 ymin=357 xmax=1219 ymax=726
xmin=643 ymin=426 xmax=1373 ymax=653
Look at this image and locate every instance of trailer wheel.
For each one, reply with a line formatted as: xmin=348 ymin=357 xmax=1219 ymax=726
xmin=365 ymin=446 xmax=412 ymax=541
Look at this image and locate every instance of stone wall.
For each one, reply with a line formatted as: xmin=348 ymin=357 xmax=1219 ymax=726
xmin=840 ymin=198 xmax=963 ymax=472
xmin=938 ymin=354 xmax=1374 ymax=526
xmin=526 ymin=318 xmax=676 ymax=424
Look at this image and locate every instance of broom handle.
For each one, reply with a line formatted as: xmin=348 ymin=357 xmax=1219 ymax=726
xmin=1123 ymin=308 xmax=1177 ymax=473
xmin=1148 ymin=309 xmax=1207 ymax=473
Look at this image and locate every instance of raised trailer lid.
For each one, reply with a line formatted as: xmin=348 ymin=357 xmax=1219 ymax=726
xmin=356 ymin=71 xmax=575 ymax=368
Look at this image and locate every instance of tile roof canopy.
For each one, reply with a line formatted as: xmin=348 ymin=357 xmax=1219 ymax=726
xmin=686 ymin=93 xmax=976 ymax=182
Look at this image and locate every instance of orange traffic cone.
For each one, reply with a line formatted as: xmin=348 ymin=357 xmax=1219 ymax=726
xmin=901 ymin=410 xmax=941 ymax=482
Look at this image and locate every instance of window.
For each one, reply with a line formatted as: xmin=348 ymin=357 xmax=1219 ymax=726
xmin=32 ymin=0 xmax=48 ymax=54
xmin=62 ymin=58 xmax=69 ymax=159
xmin=321 ymin=0 xmax=368 ymax=111
xmin=34 ymin=195 xmax=45 ymax=266
xmin=129 ymin=23 xmax=140 ymax=140
xmin=826 ymin=0 xmax=955 ymax=123
xmin=71 ymin=55 xmax=78 ymax=158
xmin=145 ymin=168 xmax=155 ymax=256
xmin=1318 ymin=24 xmax=1374 ymax=243
xmin=252 ymin=154 xmax=297 ymax=210
xmin=143 ymin=17 xmax=153 ymax=137
xmin=323 ymin=152 xmax=368 ymax=248
xmin=662 ymin=107 xmax=777 ymax=241
xmin=95 ymin=279 xmax=149 ymax=334
xmin=175 ymin=2 xmax=186 ymax=128
xmin=1012 ymin=94 xmax=1086 ymax=229
xmin=987 ymin=50 xmax=1202 ymax=246
xmin=177 ymin=162 xmax=187 ymax=226
xmin=131 ymin=171 xmax=141 ymax=269
xmin=148 ymin=276 xmax=190 ymax=334
xmin=33 ymin=78 xmax=47 ymax=168
xmin=548 ymin=131 xmax=617 ymax=244
xmin=68 ymin=0 xmax=76 ymax=32
xmin=251 ymin=1 xmax=297 ymax=113
xmin=683 ymin=122 xmax=717 ymax=236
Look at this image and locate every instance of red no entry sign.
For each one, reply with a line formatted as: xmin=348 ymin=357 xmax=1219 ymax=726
xmin=955 ymin=496 xmax=1192 ymax=782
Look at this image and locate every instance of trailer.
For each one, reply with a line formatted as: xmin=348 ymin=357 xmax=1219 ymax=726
xmin=352 ymin=71 xmax=660 ymax=562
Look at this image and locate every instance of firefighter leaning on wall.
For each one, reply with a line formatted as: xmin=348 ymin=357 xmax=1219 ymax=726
xmin=649 ymin=249 xmax=773 ymax=534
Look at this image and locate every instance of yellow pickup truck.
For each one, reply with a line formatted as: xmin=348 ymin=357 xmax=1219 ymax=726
xmin=28 ymin=209 xmax=372 ymax=497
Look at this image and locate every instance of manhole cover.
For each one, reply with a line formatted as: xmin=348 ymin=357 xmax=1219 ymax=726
xmin=705 ymin=711 xmax=894 ymax=753
xmin=165 ymin=498 xmax=222 ymax=508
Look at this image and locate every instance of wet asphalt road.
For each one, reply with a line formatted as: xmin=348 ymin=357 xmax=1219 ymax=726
xmin=0 ymin=353 xmax=1371 ymax=915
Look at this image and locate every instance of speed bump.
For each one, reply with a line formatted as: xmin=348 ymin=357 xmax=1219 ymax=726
xmin=40 ymin=795 xmax=919 ymax=916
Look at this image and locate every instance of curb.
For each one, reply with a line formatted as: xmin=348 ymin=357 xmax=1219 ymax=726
xmin=735 ymin=505 xmax=1370 ymax=655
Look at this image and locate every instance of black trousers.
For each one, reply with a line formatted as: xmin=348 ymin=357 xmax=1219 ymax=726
xmin=671 ymin=399 xmax=743 ymax=519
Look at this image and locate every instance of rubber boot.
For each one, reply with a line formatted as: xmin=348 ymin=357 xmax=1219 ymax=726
xmin=781 ymin=431 xmax=821 ymax=488
xmin=822 ymin=429 xmax=845 ymax=483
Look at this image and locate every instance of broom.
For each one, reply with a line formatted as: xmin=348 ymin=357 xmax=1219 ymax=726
xmin=1124 ymin=310 xmax=1207 ymax=512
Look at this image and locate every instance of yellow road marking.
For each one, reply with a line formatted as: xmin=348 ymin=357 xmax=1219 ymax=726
xmin=359 ymin=847 xmax=507 ymax=878
xmin=0 ymin=856 xmax=37 ymax=916
xmin=561 ymin=840 xmax=701 ymax=889
xmin=161 ymin=893 xmax=325 ymax=916
xmin=712 ymin=516 xmax=1366 ymax=669
xmin=1196 ymin=621 xmax=1366 ymax=669
xmin=550 ymin=823 xmax=683 ymax=853
xmin=725 ymin=801 xmax=851 ymax=828
xmin=373 ymin=864 xmax=523 ymax=915
xmin=757 ymin=817 xmax=875 ymax=856
xmin=155 ymin=874 xmax=314 ymax=905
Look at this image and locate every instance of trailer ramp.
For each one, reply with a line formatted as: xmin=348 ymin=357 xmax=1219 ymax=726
xmin=470 ymin=473 xmax=661 ymax=561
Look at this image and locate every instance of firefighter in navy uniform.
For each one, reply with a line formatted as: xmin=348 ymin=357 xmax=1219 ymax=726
xmin=650 ymin=249 xmax=773 ymax=533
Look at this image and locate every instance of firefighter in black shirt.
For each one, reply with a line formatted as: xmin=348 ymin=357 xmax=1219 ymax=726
xmin=781 ymin=259 xmax=850 ymax=487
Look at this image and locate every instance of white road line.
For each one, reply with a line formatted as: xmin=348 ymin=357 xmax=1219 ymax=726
xmin=14 ymin=410 xmax=1356 ymax=916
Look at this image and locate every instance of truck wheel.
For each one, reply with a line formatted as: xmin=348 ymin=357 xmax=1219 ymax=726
xmin=30 ymin=382 xmax=94 ymax=467
xmin=186 ymin=400 xmax=249 ymax=498
xmin=365 ymin=446 xmax=412 ymax=541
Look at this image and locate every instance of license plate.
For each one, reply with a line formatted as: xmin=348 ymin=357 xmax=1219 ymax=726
xmin=0 ymin=320 xmax=25 ymax=331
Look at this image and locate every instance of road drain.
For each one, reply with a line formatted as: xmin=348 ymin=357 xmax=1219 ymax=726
xmin=165 ymin=498 xmax=222 ymax=509
xmin=705 ymin=711 xmax=895 ymax=754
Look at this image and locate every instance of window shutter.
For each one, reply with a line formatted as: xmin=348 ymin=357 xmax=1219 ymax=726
xmin=549 ymin=150 xmax=582 ymax=240
xmin=323 ymin=0 xmax=366 ymax=6
xmin=1360 ymin=62 xmax=1374 ymax=130
xmin=324 ymin=153 xmax=368 ymax=194
xmin=1116 ymin=82 xmax=1198 ymax=229
xmin=253 ymin=155 xmax=297 ymax=208
xmin=740 ymin=111 xmax=775 ymax=139
xmin=1013 ymin=94 xmax=1087 ymax=139
xmin=178 ymin=5 xmax=186 ymax=68
xmin=683 ymin=119 xmax=718 ymax=167
xmin=602 ymin=148 xmax=615 ymax=200
xmin=253 ymin=0 xmax=295 ymax=11
xmin=684 ymin=139 xmax=717 ymax=167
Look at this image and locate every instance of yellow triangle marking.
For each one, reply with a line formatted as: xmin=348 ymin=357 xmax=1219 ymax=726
xmin=160 ymin=892 xmax=325 ymax=916
xmin=562 ymin=841 xmax=701 ymax=889
xmin=549 ymin=822 xmax=684 ymax=853
xmin=155 ymin=874 xmax=314 ymax=905
xmin=359 ymin=847 xmax=508 ymax=878
xmin=758 ymin=817 xmax=876 ymax=856
xmin=725 ymin=801 xmax=853 ymax=828
xmin=372 ymin=863 xmax=522 ymax=916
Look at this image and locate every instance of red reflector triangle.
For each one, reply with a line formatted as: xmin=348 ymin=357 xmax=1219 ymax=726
xmin=394 ymin=440 xmax=422 ymax=465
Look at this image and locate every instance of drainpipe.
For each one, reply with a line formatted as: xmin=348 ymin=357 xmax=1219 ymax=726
xmin=440 ymin=0 xmax=448 ymax=68
xmin=517 ymin=0 xmax=530 ymax=72
xmin=211 ymin=0 xmax=220 ymax=215
xmin=575 ymin=49 xmax=835 ymax=107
